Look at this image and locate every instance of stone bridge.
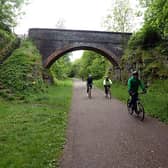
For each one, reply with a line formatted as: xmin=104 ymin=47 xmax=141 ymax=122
xmin=28 ymin=28 xmax=132 ymax=68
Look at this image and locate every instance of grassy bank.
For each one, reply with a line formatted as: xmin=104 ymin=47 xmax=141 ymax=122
xmin=0 ymin=80 xmax=73 ymax=168
xmin=95 ymin=79 xmax=168 ymax=123
xmin=0 ymin=40 xmax=45 ymax=100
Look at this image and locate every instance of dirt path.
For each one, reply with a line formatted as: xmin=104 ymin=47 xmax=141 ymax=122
xmin=59 ymin=79 xmax=168 ymax=168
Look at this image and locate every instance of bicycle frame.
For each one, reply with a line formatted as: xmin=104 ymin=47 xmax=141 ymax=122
xmin=127 ymin=92 xmax=145 ymax=121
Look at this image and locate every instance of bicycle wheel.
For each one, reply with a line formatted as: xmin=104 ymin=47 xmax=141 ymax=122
xmin=127 ymin=99 xmax=133 ymax=115
xmin=137 ymin=102 xmax=145 ymax=121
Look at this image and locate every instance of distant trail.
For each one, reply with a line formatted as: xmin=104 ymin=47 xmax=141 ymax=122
xmin=59 ymin=79 xmax=168 ymax=168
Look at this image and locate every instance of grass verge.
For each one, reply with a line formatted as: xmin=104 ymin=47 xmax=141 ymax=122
xmin=0 ymin=79 xmax=73 ymax=168
xmin=95 ymin=79 xmax=168 ymax=123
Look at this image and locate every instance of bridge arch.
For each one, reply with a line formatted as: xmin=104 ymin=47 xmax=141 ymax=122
xmin=45 ymin=43 xmax=120 ymax=68
xmin=28 ymin=28 xmax=132 ymax=69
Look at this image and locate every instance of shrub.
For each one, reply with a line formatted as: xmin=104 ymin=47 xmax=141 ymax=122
xmin=0 ymin=40 xmax=45 ymax=98
xmin=142 ymin=25 xmax=161 ymax=48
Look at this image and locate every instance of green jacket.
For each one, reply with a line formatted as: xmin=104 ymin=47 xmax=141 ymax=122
xmin=128 ymin=76 xmax=145 ymax=93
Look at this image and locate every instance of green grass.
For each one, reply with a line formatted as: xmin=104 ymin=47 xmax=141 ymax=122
xmin=95 ymin=79 xmax=168 ymax=123
xmin=0 ymin=80 xmax=73 ymax=168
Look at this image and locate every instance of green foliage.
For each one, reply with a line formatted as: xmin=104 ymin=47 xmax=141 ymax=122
xmin=0 ymin=29 xmax=18 ymax=62
xmin=79 ymin=50 xmax=109 ymax=79
xmin=128 ymin=32 xmax=144 ymax=49
xmin=79 ymin=51 xmax=95 ymax=78
xmin=69 ymin=59 xmax=81 ymax=78
xmin=0 ymin=0 xmax=28 ymax=31
xmin=90 ymin=57 xmax=107 ymax=79
xmin=122 ymin=44 xmax=168 ymax=81
xmin=0 ymin=29 xmax=20 ymax=63
xmin=128 ymin=25 xmax=161 ymax=49
xmin=50 ymin=54 xmax=72 ymax=80
xmin=142 ymin=79 xmax=168 ymax=122
xmin=0 ymin=80 xmax=72 ymax=168
xmin=122 ymin=0 xmax=168 ymax=82
xmin=0 ymin=29 xmax=15 ymax=49
xmin=144 ymin=0 xmax=168 ymax=38
xmin=143 ymin=60 xmax=168 ymax=79
xmin=49 ymin=50 xmax=110 ymax=82
xmin=141 ymin=26 xmax=161 ymax=48
xmin=0 ymin=39 xmax=45 ymax=99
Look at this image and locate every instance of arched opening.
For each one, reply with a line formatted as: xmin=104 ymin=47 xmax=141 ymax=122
xmin=43 ymin=45 xmax=122 ymax=83
xmin=44 ymin=45 xmax=120 ymax=69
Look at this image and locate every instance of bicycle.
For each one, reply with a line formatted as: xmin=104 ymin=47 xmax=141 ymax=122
xmin=127 ymin=92 xmax=145 ymax=121
xmin=106 ymin=86 xmax=111 ymax=99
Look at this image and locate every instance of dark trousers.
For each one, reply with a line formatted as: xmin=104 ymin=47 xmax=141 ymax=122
xmin=104 ymin=85 xmax=110 ymax=94
xmin=87 ymin=84 xmax=92 ymax=93
xmin=129 ymin=92 xmax=138 ymax=110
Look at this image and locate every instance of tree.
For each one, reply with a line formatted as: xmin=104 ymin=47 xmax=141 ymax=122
xmin=144 ymin=0 xmax=168 ymax=38
xmin=122 ymin=0 xmax=168 ymax=81
xmin=50 ymin=53 xmax=72 ymax=80
xmin=138 ymin=0 xmax=153 ymax=7
xmin=134 ymin=0 xmax=154 ymax=27
xmin=79 ymin=50 xmax=108 ymax=79
xmin=55 ymin=18 xmax=66 ymax=29
xmin=0 ymin=0 xmax=28 ymax=31
xmin=89 ymin=57 xmax=107 ymax=79
xmin=69 ymin=59 xmax=81 ymax=77
xmin=102 ymin=0 xmax=133 ymax=32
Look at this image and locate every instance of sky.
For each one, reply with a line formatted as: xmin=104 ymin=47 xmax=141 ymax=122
xmin=15 ymin=0 xmax=114 ymax=35
xmin=15 ymin=0 xmax=139 ymax=61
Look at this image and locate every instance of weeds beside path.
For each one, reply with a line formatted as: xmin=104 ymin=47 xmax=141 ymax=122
xmin=0 ymin=80 xmax=72 ymax=168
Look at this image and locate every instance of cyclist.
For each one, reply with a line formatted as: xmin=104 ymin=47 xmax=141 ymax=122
xmin=103 ymin=76 xmax=112 ymax=97
xmin=128 ymin=71 xmax=146 ymax=110
xmin=86 ymin=74 xmax=93 ymax=95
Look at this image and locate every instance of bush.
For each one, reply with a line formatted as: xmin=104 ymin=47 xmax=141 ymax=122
xmin=128 ymin=31 xmax=144 ymax=49
xmin=0 ymin=29 xmax=15 ymax=49
xmin=142 ymin=25 xmax=161 ymax=48
xmin=0 ymin=29 xmax=20 ymax=63
xmin=0 ymin=40 xmax=45 ymax=98
xmin=128 ymin=26 xmax=161 ymax=49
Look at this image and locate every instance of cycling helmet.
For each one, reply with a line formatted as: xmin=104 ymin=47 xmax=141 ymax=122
xmin=132 ymin=71 xmax=138 ymax=75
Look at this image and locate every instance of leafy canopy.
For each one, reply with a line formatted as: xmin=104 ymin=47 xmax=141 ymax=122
xmin=0 ymin=0 xmax=28 ymax=31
